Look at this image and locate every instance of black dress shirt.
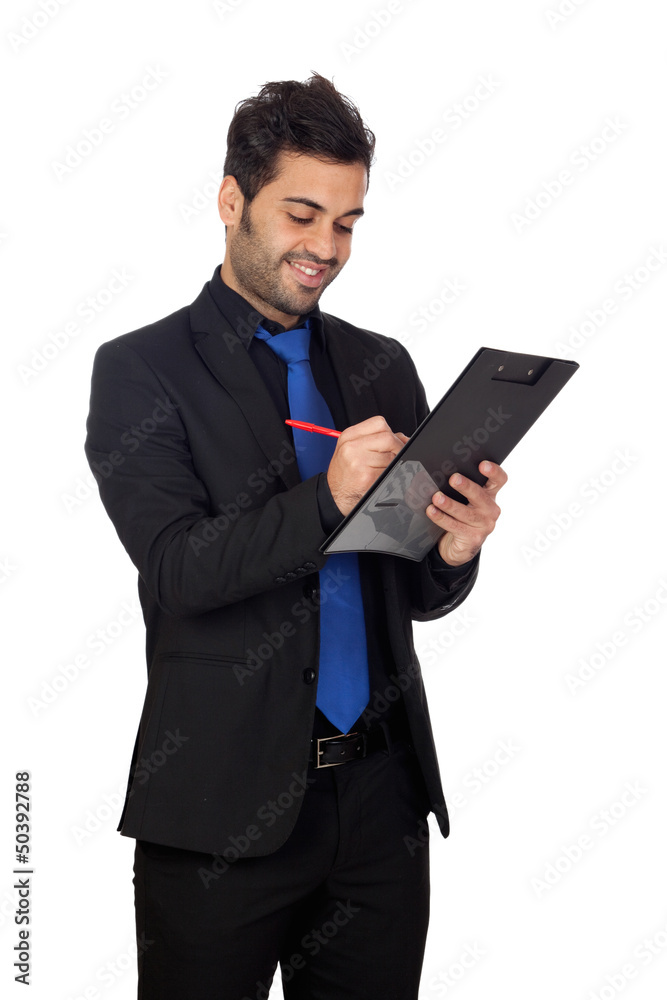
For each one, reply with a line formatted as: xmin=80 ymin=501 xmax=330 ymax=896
xmin=207 ymin=265 xmax=475 ymax=738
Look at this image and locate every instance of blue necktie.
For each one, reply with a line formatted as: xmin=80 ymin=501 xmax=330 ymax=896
xmin=255 ymin=322 xmax=370 ymax=733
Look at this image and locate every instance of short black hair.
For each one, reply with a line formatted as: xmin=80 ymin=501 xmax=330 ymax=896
xmin=223 ymin=72 xmax=376 ymax=203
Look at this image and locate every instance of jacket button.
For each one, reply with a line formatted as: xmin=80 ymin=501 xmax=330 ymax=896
xmin=284 ymin=571 xmax=297 ymax=581
xmin=275 ymin=576 xmax=286 ymax=584
xmin=302 ymin=668 xmax=316 ymax=684
xmin=303 ymin=561 xmax=316 ymax=571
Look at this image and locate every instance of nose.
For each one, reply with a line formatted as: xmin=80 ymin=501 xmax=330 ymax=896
xmin=303 ymin=220 xmax=338 ymax=264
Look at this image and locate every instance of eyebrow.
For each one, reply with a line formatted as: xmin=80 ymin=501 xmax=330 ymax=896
xmin=281 ymin=196 xmax=365 ymax=218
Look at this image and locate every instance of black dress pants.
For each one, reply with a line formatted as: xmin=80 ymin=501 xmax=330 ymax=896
xmin=133 ymin=739 xmax=432 ymax=999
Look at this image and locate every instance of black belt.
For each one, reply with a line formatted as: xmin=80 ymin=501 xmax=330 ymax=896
xmin=308 ymin=721 xmax=411 ymax=769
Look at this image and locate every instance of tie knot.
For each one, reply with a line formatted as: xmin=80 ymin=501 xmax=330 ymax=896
xmin=255 ymin=323 xmax=311 ymax=366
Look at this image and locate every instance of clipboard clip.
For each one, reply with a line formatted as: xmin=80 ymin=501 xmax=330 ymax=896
xmin=491 ymin=358 xmax=551 ymax=386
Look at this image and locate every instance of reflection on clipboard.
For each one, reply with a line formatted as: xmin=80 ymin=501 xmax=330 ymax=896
xmin=331 ymin=461 xmax=443 ymax=561
xmin=321 ymin=347 xmax=579 ymax=562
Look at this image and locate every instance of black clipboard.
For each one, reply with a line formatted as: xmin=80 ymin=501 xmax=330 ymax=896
xmin=321 ymin=347 xmax=579 ymax=561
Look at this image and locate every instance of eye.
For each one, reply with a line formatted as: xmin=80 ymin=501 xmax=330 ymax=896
xmin=288 ymin=213 xmax=312 ymax=225
xmin=336 ymin=223 xmax=354 ymax=235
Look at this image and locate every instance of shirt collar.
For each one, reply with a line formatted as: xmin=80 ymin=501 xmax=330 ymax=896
xmin=207 ymin=263 xmax=326 ymax=351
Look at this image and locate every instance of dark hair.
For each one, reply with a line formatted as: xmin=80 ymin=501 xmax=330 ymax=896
xmin=223 ymin=72 xmax=376 ymax=203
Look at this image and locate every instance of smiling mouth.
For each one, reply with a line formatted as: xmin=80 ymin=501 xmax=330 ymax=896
xmin=290 ymin=262 xmax=322 ymax=276
xmin=286 ymin=260 xmax=327 ymax=288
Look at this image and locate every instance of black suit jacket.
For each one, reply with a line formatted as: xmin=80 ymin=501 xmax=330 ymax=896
xmin=84 ymin=271 xmax=479 ymax=856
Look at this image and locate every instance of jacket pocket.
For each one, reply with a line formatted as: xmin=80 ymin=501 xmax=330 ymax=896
xmin=158 ymin=651 xmax=247 ymax=667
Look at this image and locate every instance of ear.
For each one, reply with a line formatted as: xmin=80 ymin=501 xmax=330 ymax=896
xmin=218 ymin=176 xmax=244 ymax=228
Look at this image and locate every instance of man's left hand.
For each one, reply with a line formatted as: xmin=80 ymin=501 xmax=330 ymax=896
xmin=426 ymin=461 xmax=508 ymax=567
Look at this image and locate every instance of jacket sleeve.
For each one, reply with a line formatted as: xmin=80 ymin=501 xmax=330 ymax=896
xmin=410 ymin=548 xmax=480 ymax=621
xmin=84 ymin=339 xmax=333 ymax=618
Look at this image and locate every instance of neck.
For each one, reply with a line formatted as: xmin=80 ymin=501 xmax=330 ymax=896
xmin=219 ymin=261 xmax=301 ymax=330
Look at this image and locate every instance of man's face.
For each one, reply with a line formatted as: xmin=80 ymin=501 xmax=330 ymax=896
xmin=220 ymin=151 xmax=367 ymax=328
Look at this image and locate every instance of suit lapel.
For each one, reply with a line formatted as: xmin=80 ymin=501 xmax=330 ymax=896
xmin=323 ymin=313 xmax=383 ymax=427
xmin=189 ymin=285 xmax=302 ymax=490
xmin=188 ymin=283 xmax=384 ymax=492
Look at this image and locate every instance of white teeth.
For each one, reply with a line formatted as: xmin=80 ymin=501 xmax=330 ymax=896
xmin=290 ymin=262 xmax=320 ymax=276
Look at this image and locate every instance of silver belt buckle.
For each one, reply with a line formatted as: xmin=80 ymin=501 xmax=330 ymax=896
xmin=315 ymin=732 xmax=361 ymax=768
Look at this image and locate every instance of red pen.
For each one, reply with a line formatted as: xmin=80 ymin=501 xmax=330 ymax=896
xmin=285 ymin=419 xmax=341 ymax=438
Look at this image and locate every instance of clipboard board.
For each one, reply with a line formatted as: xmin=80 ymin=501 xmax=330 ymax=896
xmin=321 ymin=347 xmax=579 ymax=561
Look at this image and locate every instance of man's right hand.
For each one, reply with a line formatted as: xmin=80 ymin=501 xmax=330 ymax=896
xmin=326 ymin=415 xmax=409 ymax=517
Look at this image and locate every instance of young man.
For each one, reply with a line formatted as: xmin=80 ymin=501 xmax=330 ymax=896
xmin=85 ymin=73 xmax=506 ymax=999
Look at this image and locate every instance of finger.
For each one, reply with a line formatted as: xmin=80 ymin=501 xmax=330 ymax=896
xmin=429 ymin=489 xmax=497 ymax=530
xmin=361 ymin=446 xmax=404 ymax=467
xmin=355 ymin=429 xmax=406 ymax=455
xmin=336 ymin=435 xmax=404 ymax=471
xmin=445 ymin=474 xmax=501 ymax=516
xmin=425 ymin=501 xmax=489 ymax=551
xmin=339 ymin=415 xmax=391 ymax=441
xmin=478 ymin=461 xmax=508 ymax=496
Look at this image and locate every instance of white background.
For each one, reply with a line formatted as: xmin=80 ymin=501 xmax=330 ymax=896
xmin=2 ymin=1 xmax=666 ymax=998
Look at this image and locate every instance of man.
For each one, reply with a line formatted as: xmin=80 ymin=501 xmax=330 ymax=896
xmin=84 ymin=73 xmax=506 ymax=999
